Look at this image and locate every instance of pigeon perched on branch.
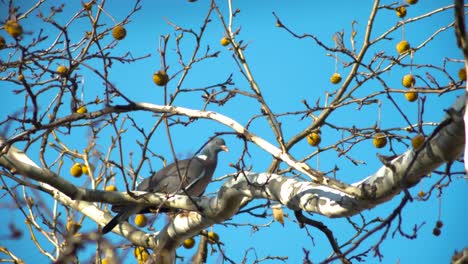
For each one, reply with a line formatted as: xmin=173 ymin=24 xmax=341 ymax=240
xmin=102 ymin=137 xmax=228 ymax=234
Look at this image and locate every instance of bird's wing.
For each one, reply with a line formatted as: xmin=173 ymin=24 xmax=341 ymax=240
xmin=183 ymin=166 xmax=208 ymax=194
xmin=137 ymin=157 xmax=215 ymax=196
xmin=180 ymin=157 xmax=216 ymax=196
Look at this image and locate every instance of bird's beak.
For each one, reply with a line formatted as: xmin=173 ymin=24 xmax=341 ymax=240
xmin=220 ymin=145 xmax=229 ymax=152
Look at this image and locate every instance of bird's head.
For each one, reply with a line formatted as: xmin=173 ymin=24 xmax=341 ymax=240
xmin=200 ymin=137 xmax=229 ymax=160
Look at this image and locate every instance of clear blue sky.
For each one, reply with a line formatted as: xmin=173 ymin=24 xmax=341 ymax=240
xmin=1 ymin=0 xmax=466 ymax=263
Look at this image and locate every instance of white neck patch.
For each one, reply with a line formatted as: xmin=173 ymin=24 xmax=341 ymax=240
xmin=197 ymin=154 xmax=208 ymax=160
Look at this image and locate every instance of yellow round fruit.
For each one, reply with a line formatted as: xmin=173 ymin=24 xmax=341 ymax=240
xmin=134 ymin=214 xmax=148 ymax=227
xmin=330 ymin=73 xmax=342 ymax=84
xmin=153 ymin=70 xmax=169 ymax=86
xmin=405 ymin=91 xmax=418 ymax=102
xmin=5 ymin=20 xmax=23 ymax=38
xmin=70 ymin=163 xmax=83 ymax=177
xmin=82 ymin=164 xmax=90 ymax=175
xmin=417 ymin=190 xmax=425 ymax=198
xmin=402 ymin=74 xmax=415 ymax=88
xmin=18 ymin=74 xmax=25 ymax=82
xmin=207 ymin=231 xmax=219 ymax=244
xmin=0 ymin=36 xmax=6 ymax=49
xmin=101 ymin=258 xmax=109 ymax=264
xmin=395 ymin=6 xmax=407 ymax=18
xmin=373 ymin=133 xmax=387 ymax=149
xmin=307 ymin=132 xmax=321 ymax=146
xmin=406 ymin=0 xmax=418 ymax=4
xmin=66 ymin=220 xmax=82 ymax=234
xmin=183 ymin=237 xmax=195 ymax=249
xmin=105 ymin=185 xmax=117 ymax=191
xmin=220 ymin=37 xmax=230 ymax=46
xmin=411 ymin=134 xmax=425 ymax=149
xmin=133 ymin=247 xmax=149 ymax=262
xmin=112 ymin=25 xmax=127 ymax=40
xmin=458 ymin=68 xmax=466 ymax=82
xmin=76 ymin=105 xmax=87 ymax=114
xmin=396 ymin=40 xmax=410 ymax=55
xmin=57 ymin=65 xmax=68 ymax=76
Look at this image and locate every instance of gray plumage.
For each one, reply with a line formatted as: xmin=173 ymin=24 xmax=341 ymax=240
xmin=102 ymin=137 xmax=228 ymax=234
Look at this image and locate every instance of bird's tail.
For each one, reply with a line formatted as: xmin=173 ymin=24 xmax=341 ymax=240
xmin=102 ymin=211 xmax=126 ymax=234
xmin=102 ymin=206 xmax=141 ymax=234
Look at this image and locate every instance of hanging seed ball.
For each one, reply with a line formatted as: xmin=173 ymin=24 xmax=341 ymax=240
xmin=105 ymin=185 xmax=117 ymax=191
xmin=436 ymin=220 xmax=444 ymax=228
xmin=152 ymin=70 xmax=169 ymax=86
xmin=70 ymin=163 xmax=83 ymax=177
xmin=76 ymin=105 xmax=88 ymax=114
xmin=405 ymin=91 xmax=418 ymax=102
xmin=458 ymin=68 xmax=466 ymax=82
xmin=307 ymin=131 xmax=321 ymax=146
xmin=373 ymin=133 xmax=387 ymax=148
xmin=183 ymin=237 xmax=195 ymax=249
xmin=133 ymin=247 xmax=149 ymax=262
xmin=432 ymin=227 xmax=441 ymax=237
xmin=207 ymin=231 xmax=219 ymax=244
xmin=112 ymin=25 xmax=127 ymax=40
xmin=330 ymin=73 xmax=342 ymax=84
xmin=134 ymin=214 xmax=148 ymax=227
xmin=5 ymin=20 xmax=23 ymax=38
xmin=396 ymin=40 xmax=410 ymax=54
xmin=81 ymin=164 xmax=90 ymax=175
xmin=402 ymin=74 xmax=416 ymax=88
xmin=395 ymin=6 xmax=407 ymax=18
xmin=57 ymin=65 xmax=68 ymax=76
xmin=220 ymin=37 xmax=230 ymax=46
xmin=411 ymin=134 xmax=425 ymax=149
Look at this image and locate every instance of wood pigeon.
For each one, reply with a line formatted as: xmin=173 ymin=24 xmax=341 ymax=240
xmin=102 ymin=137 xmax=228 ymax=234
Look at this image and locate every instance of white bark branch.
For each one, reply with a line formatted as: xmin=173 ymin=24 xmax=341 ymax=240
xmin=0 ymin=94 xmax=464 ymax=263
xmin=132 ymin=103 xmax=361 ymax=197
xmin=5 ymin=101 xmax=361 ymax=197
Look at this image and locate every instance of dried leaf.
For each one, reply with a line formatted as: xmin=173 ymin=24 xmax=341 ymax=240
xmin=272 ymin=205 xmax=284 ymax=226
